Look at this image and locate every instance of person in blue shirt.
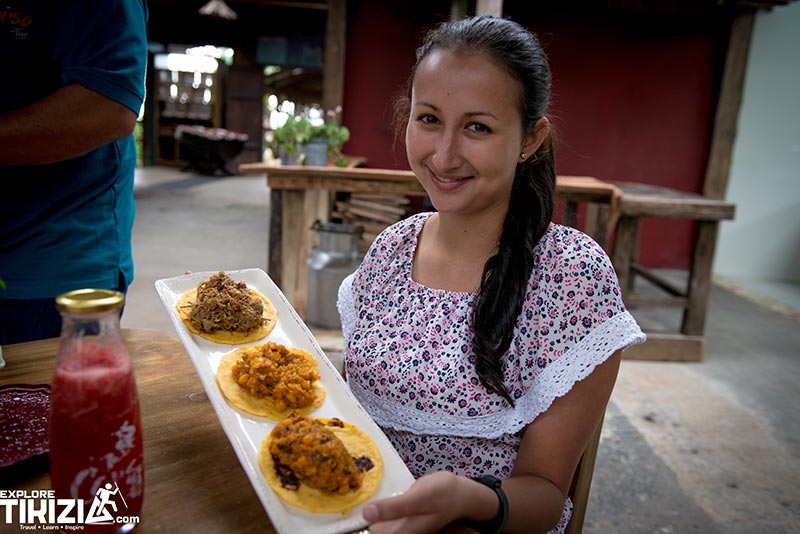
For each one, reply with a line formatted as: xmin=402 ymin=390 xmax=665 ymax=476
xmin=0 ymin=0 xmax=149 ymax=344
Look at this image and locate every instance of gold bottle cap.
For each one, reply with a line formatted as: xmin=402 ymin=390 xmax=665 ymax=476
xmin=55 ymin=289 xmax=125 ymax=314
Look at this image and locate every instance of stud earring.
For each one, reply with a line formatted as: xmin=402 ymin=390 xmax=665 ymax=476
xmin=520 ymin=152 xmax=527 ymax=160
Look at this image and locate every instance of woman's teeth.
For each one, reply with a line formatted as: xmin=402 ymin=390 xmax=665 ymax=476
xmin=435 ymin=174 xmax=466 ymax=183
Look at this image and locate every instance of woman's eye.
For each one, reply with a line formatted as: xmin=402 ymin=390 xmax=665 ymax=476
xmin=418 ymin=114 xmax=439 ymax=125
xmin=467 ymin=122 xmax=491 ymax=134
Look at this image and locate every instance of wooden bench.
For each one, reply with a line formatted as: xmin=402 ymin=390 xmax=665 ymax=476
xmin=610 ymin=182 xmax=735 ymax=361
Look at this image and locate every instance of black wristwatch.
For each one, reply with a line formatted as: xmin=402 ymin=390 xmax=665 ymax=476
xmin=469 ymin=475 xmax=509 ymax=534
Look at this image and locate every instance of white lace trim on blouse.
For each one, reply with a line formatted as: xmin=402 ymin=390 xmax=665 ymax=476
xmin=347 ymin=310 xmax=644 ymax=439
xmin=337 ymin=272 xmax=357 ymax=346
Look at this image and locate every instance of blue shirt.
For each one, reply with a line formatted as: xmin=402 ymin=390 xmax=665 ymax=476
xmin=0 ymin=0 xmax=149 ymax=298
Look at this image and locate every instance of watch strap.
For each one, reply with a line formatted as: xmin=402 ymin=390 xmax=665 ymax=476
xmin=469 ymin=475 xmax=509 ymax=534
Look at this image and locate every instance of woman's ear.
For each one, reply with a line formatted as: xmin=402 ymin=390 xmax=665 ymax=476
xmin=519 ymin=117 xmax=550 ymax=163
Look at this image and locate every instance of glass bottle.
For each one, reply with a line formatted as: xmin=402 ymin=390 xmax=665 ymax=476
xmin=49 ymin=289 xmax=144 ymax=533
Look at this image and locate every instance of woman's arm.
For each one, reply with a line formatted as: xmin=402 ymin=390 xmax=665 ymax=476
xmin=364 ymin=350 xmax=622 ymax=534
xmin=503 ymin=349 xmax=622 ymax=532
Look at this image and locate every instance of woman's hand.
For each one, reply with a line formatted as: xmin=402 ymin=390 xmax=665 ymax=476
xmin=364 ymin=471 xmax=473 ymax=534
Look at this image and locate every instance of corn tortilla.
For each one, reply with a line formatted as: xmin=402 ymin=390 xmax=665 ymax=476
xmin=260 ymin=417 xmax=383 ymax=514
xmin=176 ymin=286 xmax=277 ymax=344
xmin=216 ymin=346 xmax=325 ymax=419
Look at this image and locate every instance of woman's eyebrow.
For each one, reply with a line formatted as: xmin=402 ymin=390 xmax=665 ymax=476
xmin=414 ymin=101 xmax=440 ymax=111
xmin=414 ymin=101 xmax=498 ymax=121
xmin=465 ymin=111 xmax=498 ymax=121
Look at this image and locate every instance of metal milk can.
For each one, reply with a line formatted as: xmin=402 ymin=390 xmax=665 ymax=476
xmin=306 ymin=221 xmax=363 ymax=329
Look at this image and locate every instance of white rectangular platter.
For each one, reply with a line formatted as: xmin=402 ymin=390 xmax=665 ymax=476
xmin=155 ymin=268 xmax=414 ymax=534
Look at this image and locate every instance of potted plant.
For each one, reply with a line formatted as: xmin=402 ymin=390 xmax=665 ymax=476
xmin=273 ymin=106 xmax=350 ymax=167
xmin=273 ymin=113 xmax=312 ymax=165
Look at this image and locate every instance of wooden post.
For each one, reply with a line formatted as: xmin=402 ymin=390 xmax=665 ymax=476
xmin=268 ymin=188 xmax=283 ymax=285
xmin=681 ymin=221 xmax=720 ymax=337
xmin=703 ymin=11 xmax=756 ymax=200
xmin=585 ymin=203 xmax=610 ymax=250
xmin=476 ymin=0 xmax=503 ymax=17
xmin=450 ymin=0 xmax=469 ymax=19
xmin=323 ymin=0 xmax=346 ymax=113
xmin=281 ymin=190 xmax=304 ymax=308
xmin=611 ymin=216 xmax=639 ymax=296
xmin=562 ymin=201 xmax=577 ymax=228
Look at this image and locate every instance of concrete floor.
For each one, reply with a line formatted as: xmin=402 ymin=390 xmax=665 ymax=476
xmin=126 ymin=167 xmax=800 ymax=533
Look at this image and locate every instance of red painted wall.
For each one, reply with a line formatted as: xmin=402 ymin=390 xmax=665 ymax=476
xmin=342 ymin=0 xmax=453 ymax=170
xmin=343 ymin=3 xmax=729 ymax=270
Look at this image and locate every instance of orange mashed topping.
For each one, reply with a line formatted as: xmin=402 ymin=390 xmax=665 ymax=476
xmin=269 ymin=416 xmax=363 ymax=495
xmin=231 ymin=342 xmax=319 ymax=411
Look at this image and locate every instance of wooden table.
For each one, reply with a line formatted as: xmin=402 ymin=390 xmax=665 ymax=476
xmin=0 ymin=329 xmax=272 ymax=533
xmin=610 ymin=182 xmax=736 ymax=361
xmin=239 ymin=163 xmax=621 ymax=318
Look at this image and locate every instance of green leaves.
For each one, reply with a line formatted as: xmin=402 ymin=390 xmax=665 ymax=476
xmin=319 ymin=119 xmax=350 ymax=151
xmin=273 ymin=108 xmax=350 ymax=162
xmin=273 ymin=116 xmax=313 ymax=155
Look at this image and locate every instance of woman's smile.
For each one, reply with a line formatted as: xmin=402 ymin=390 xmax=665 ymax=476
xmin=428 ymin=167 xmax=472 ymax=190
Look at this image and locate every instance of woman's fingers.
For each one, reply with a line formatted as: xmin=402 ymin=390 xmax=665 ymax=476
xmin=364 ymin=472 xmax=463 ymax=532
xmin=364 ymin=495 xmax=419 ymax=523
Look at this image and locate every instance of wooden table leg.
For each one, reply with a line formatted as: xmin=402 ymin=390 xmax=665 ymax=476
xmin=294 ymin=190 xmax=322 ymax=319
xmin=585 ymin=203 xmax=610 ymax=250
xmin=681 ymin=220 xmax=719 ymax=337
xmin=281 ymin=190 xmax=304 ymax=310
xmin=611 ymin=215 xmax=639 ymax=297
xmin=268 ymin=189 xmax=283 ymax=287
xmin=564 ymin=200 xmax=578 ymax=229
xmin=272 ymin=187 xmax=356 ymax=319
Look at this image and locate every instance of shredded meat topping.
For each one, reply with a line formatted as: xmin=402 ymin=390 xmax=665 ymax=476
xmin=187 ymin=272 xmax=265 ymax=333
xmin=269 ymin=416 xmax=366 ymax=495
xmin=231 ymin=342 xmax=319 ymax=410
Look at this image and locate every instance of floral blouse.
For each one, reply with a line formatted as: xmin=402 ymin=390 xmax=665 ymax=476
xmin=338 ymin=212 xmax=645 ymax=533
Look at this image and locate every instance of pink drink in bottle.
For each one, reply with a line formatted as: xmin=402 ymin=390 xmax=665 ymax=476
xmin=50 ymin=289 xmax=144 ymax=533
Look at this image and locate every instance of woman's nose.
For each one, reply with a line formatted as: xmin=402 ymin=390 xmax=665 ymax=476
xmin=432 ymin=131 xmax=462 ymax=170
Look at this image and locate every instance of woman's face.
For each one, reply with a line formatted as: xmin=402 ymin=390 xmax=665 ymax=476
xmin=406 ymin=48 xmax=534 ymax=218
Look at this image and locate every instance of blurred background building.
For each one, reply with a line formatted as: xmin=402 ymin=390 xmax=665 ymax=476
xmin=139 ymin=0 xmax=799 ymax=308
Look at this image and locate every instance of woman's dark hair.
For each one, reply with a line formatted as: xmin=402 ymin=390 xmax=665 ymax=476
xmin=395 ymin=16 xmax=556 ymax=405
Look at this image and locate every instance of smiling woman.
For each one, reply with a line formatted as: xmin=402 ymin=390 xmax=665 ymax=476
xmin=337 ymin=15 xmax=645 ymax=534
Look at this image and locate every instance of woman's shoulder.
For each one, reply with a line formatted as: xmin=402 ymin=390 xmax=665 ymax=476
xmin=512 ymin=225 xmax=643 ymax=418
xmin=535 ymin=224 xmax=614 ymax=276
xmin=540 ymin=224 xmax=608 ymax=255
xmin=525 ymin=224 xmax=625 ymax=321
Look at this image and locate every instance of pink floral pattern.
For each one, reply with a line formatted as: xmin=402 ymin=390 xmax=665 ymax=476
xmin=340 ymin=212 xmax=645 ymax=533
